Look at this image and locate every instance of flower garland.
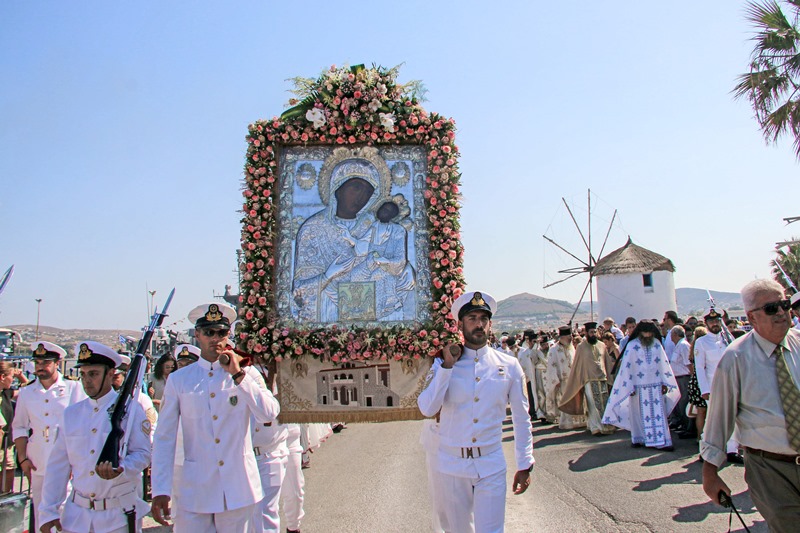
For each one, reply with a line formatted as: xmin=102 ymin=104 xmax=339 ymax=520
xmin=239 ymin=64 xmax=465 ymax=364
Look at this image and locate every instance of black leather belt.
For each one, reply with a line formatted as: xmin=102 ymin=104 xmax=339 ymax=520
xmin=745 ymin=446 xmax=800 ymax=465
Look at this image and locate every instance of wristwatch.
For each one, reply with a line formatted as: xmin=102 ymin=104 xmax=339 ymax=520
xmin=231 ymin=370 xmax=246 ymax=382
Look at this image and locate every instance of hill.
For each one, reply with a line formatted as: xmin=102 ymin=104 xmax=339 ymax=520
xmin=675 ymin=288 xmax=743 ymax=315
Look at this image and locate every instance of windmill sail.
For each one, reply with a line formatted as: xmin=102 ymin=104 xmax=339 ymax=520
xmin=0 ymin=265 xmax=14 ymax=297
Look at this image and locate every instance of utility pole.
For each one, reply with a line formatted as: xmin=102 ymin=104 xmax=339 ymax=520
xmin=35 ymin=298 xmax=42 ymax=340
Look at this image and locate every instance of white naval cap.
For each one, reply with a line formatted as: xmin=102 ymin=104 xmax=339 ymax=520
xmin=188 ymin=302 xmax=237 ymax=329
xmin=74 ymin=341 xmax=124 ymax=368
xmin=791 ymin=292 xmax=800 ymax=309
xmin=30 ymin=341 xmax=67 ymax=360
xmin=116 ymin=354 xmax=132 ymax=373
xmin=450 ymin=291 xmax=497 ymax=321
xmin=174 ymin=343 xmax=200 ymax=361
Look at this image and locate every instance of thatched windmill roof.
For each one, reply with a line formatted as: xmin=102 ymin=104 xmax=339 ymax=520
xmin=593 ymin=237 xmax=675 ymax=276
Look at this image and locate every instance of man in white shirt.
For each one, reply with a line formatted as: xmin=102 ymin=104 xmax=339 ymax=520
xmin=13 ymin=341 xmax=86 ymax=530
xmin=151 ymin=302 xmax=280 ymax=533
xmin=417 ymin=291 xmax=534 ymax=533
xmin=701 ymin=279 xmax=800 ymax=531
xmin=668 ymin=327 xmax=693 ymax=437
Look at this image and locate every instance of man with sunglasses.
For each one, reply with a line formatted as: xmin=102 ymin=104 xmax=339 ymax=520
xmin=151 ymin=302 xmax=280 ymax=533
xmin=701 ymin=279 xmax=800 ymax=531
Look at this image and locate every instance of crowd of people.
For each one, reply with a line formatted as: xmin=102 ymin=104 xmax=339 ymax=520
xmin=2 ymin=278 xmax=800 ymax=532
xmin=0 ymin=301 xmax=337 ymax=533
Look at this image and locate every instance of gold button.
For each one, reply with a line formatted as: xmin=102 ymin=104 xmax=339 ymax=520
xmin=208 ymin=372 xmax=213 ymax=377
xmin=90 ymin=450 xmax=95 ymax=454
xmin=210 ymin=392 xmax=216 ymax=398
xmin=45 ymin=399 xmax=49 ymax=403
xmin=89 ymin=471 xmax=94 ymax=476
xmin=473 ymin=418 xmax=478 ymax=423
xmin=255 ymin=428 xmax=260 ymax=432
xmin=215 ymin=438 xmax=220 ymax=444
xmin=474 ymin=357 xmax=479 ymax=362
xmin=92 ymin=428 xmax=97 ymax=433
xmin=475 ymin=377 xmax=481 ymax=382
xmin=93 ymin=407 xmax=98 ymax=412
xmin=472 ymin=437 xmax=477 ymax=443
xmin=213 ymin=415 xmax=218 ymax=420
xmin=474 ymin=397 xmax=479 ymax=402
xmin=90 ymin=493 xmax=96 ymax=498
xmin=44 ymin=413 xmax=49 ymax=416
xmin=218 ymin=460 xmax=224 ymax=466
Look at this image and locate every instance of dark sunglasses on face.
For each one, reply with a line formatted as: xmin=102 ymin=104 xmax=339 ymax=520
xmin=200 ymin=328 xmax=230 ymax=338
xmin=754 ymin=299 xmax=791 ymax=315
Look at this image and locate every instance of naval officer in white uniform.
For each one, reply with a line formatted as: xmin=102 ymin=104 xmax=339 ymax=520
xmin=13 ymin=341 xmax=86 ymax=529
xmin=39 ymin=341 xmax=151 ymax=533
xmin=151 ymin=302 xmax=280 ymax=532
xmin=418 ymin=291 xmax=534 ymax=533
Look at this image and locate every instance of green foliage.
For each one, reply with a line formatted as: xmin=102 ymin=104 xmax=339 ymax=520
xmin=772 ymin=238 xmax=800 ymax=290
xmin=735 ymin=1 xmax=800 ymax=158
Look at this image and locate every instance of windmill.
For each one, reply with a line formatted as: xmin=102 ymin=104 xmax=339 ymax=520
xmin=542 ymin=190 xmax=618 ymax=325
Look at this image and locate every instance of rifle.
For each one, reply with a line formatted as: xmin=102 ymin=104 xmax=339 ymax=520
xmin=98 ymin=288 xmax=175 ymax=468
xmin=706 ymin=289 xmax=735 ymax=346
xmin=775 ymin=262 xmax=798 ymax=294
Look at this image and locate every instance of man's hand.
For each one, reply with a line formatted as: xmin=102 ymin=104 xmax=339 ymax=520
xmin=702 ymin=461 xmax=731 ymax=505
xmin=95 ymin=461 xmax=123 ymax=480
xmin=440 ymin=343 xmax=462 ymax=369
xmin=219 ymin=349 xmax=242 ymax=376
xmin=20 ymin=458 xmax=37 ymax=481
xmin=40 ymin=519 xmax=62 ymax=532
xmin=151 ymin=495 xmax=172 ymax=526
xmin=512 ymin=470 xmax=531 ymax=495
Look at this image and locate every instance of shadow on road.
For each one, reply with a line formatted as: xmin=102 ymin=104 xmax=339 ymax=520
xmin=672 ymin=489 xmax=767 ymax=531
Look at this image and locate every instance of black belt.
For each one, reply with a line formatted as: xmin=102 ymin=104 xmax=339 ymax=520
xmin=744 ymin=446 xmax=800 ymax=465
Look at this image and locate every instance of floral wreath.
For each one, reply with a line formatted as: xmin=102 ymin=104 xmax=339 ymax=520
xmin=239 ymin=63 xmax=465 ymax=365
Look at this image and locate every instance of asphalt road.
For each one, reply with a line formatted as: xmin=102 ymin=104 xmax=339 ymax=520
xmin=137 ymin=417 xmax=763 ymax=532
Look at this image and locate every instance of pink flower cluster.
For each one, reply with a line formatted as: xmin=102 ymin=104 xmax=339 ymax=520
xmin=238 ymin=64 xmax=466 ymax=364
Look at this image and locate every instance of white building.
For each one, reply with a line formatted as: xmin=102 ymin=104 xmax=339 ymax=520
xmin=593 ymin=238 xmax=677 ymax=325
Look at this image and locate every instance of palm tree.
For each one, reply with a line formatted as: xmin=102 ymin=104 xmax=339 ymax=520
xmin=772 ymin=239 xmax=800 ymax=292
xmin=734 ymin=1 xmax=800 ymax=158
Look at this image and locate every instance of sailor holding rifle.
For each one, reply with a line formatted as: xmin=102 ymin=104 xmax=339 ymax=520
xmin=39 ymin=341 xmax=151 ymax=533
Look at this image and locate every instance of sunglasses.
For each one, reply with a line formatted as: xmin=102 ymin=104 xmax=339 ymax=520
xmin=200 ymin=328 xmax=230 ymax=338
xmin=753 ymin=299 xmax=791 ymax=315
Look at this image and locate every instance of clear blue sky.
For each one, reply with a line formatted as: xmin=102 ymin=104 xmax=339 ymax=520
xmin=1 ymin=1 xmax=796 ymax=330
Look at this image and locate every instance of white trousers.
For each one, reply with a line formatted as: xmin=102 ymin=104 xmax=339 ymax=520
xmin=63 ymin=527 xmax=128 ymax=533
xmin=175 ymin=503 xmax=255 ymax=533
xmin=280 ymin=449 xmax=305 ymax=531
xmin=438 ymin=468 xmax=507 ymax=533
xmin=425 ymin=450 xmax=450 ymax=532
xmin=253 ymin=455 xmax=287 ymax=532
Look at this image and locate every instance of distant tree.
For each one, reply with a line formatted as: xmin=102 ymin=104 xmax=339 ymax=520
xmin=772 ymin=238 xmax=800 ymax=292
xmin=734 ymin=1 xmax=800 ymax=158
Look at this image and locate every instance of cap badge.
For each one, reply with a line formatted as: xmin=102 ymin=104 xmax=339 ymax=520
xmin=205 ymin=304 xmax=223 ymax=322
xmin=471 ymin=292 xmax=486 ymax=307
xmin=34 ymin=344 xmax=47 ymax=356
xmin=78 ymin=344 xmax=92 ymax=361
xmin=179 ymin=347 xmax=190 ymax=357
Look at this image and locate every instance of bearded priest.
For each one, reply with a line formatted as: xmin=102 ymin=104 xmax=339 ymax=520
xmin=602 ymin=320 xmax=680 ymax=450
xmin=558 ymin=322 xmax=616 ymax=435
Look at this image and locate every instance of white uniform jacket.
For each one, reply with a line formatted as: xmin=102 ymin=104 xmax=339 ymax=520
xmin=151 ymin=359 xmax=280 ymax=513
xmin=694 ymin=332 xmax=726 ymax=396
xmin=39 ymin=390 xmax=151 ymax=533
xmin=418 ymin=346 xmax=534 ymax=478
xmin=12 ymin=373 xmax=86 ymax=476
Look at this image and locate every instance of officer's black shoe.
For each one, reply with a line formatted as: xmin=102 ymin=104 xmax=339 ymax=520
xmin=287 ymin=529 xmax=300 ymax=533
xmin=677 ymin=430 xmax=698 ymax=439
xmin=631 ymin=443 xmax=644 ymax=448
xmin=539 ymin=418 xmax=552 ymax=425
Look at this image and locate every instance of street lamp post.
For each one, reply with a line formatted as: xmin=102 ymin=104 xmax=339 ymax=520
xmin=35 ymin=298 xmax=42 ymax=340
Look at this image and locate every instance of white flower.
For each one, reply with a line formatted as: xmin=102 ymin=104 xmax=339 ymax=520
xmin=377 ymin=83 xmax=388 ymax=95
xmin=368 ymin=99 xmax=381 ymax=112
xmin=379 ymin=112 xmax=395 ymax=131
xmin=305 ymin=108 xmax=327 ymax=129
